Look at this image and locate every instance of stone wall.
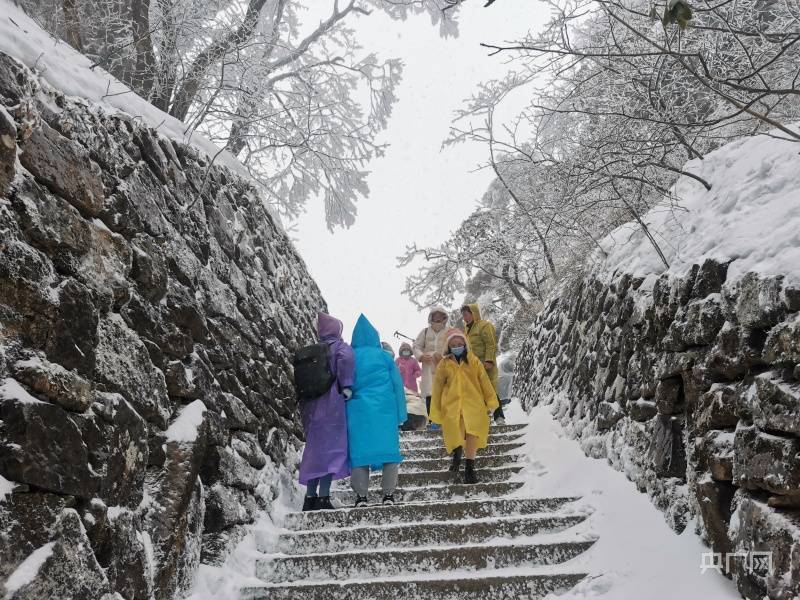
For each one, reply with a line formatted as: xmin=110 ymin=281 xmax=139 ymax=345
xmin=0 ymin=53 xmax=325 ymax=599
xmin=516 ymin=259 xmax=800 ymax=599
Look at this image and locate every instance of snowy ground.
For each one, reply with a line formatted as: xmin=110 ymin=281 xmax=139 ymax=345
xmin=184 ymin=400 xmax=740 ymax=600
xmin=504 ymin=402 xmax=740 ymax=600
xmin=184 ymin=459 xmax=302 ymax=600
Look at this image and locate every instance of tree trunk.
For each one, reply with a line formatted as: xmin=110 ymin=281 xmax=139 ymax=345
xmin=169 ymin=0 xmax=269 ymax=121
xmin=225 ymin=0 xmax=359 ymax=154
xmin=130 ymin=0 xmax=156 ymax=97
xmin=62 ymin=0 xmax=83 ymax=52
xmin=226 ymin=0 xmax=289 ymax=154
xmin=610 ymin=178 xmax=670 ymax=270
xmin=502 ymin=265 xmax=530 ymax=307
xmin=150 ymin=0 xmax=178 ymax=111
xmin=486 ymin=121 xmax=558 ymax=281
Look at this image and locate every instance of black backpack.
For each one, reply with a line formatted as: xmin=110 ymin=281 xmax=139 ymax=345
xmin=293 ymin=343 xmax=336 ymax=401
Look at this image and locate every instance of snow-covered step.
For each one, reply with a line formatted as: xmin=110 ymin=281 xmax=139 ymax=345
xmin=243 ymin=419 xmax=596 ymax=599
xmin=400 ymin=430 xmax=523 ymax=450
xmin=401 ymin=452 xmax=520 ymax=472
xmin=400 ymin=423 xmax=527 ymax=440
xmin=403 ymin=440 xmax=524 ymax=460
xmin=272 ymin=514 xmax=587 ymax=554
xmin=257 ymin=540 xmax=596 ymax=583
xmin=334 ymin=465 xmax=522 ymax=489
xmin=283 ymin=496 xmax=580 ymax=530
xmin=241 ymin=572 xmax=589 ymax=600
xmin=330 ymin=480 xmax=524 ymax=505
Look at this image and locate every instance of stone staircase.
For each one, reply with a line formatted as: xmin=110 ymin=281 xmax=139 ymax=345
xmin=241 ymin=423 xmax=594 ymax=599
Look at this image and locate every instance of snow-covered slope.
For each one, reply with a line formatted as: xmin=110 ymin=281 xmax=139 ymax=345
xmin=0 ymin=0 xmax=247 ymax=179
xmin=596 ymin=131 xmax=800 ymax=284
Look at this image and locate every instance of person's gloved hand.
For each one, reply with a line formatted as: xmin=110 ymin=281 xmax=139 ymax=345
xmin=342 ymin=388 xmax=353 ymax=400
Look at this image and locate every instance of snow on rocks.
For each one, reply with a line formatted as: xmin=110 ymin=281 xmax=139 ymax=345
xmin=166 ymin=400 xmax=208 ymax=444
xmin=3 ymin=509 xmax=115 ymax=600
xmin=3 ymin=542 xmax=55 ymax=599
xmin=185 ymin=459 xmax=301 ymax=600
xmin=0 ymin=475 xmax=15 ymax=504
xmin=0 ymin=103 xmax=14 ymax=197
xmin=11 ymin=357 xmax=91 ymax=412
xmin=0 ymin=378 xmax=44 ymax=405
xmin=517 ymin=128 xmax=800 ymax=599
xmin=0 ymin=20 xmax=324 ymax=600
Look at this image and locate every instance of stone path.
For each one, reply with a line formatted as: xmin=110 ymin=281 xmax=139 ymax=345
xmin=242 ymin=423 xmax=594 ymax=599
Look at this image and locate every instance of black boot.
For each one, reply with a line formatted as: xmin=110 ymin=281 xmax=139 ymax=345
xmin=354 ymin=495 xmax=369 ymax=508
xmin=449 ymin=446 xmax=463 ymax=473
xmin=302 ymin=496 xmax=320 ymax=511
xmin=382 ymin=494 xmax=395 ymax=505
xmin=318 ymin=496 xmax=336 ymax=510
xmin=464 ymin=459 xmax=478 ymax=484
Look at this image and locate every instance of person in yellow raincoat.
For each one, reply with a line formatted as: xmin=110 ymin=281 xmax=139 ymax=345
xmin=461 ymin=303 xmax=498 ymax=388
xmin=462 ymin=303 xmax=507 ymax=425
xmin=430 ymin=328 xmax=499 ymax=484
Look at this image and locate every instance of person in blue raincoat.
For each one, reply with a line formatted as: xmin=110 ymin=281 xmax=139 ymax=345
xmin=347 ymin=314 xmax=407 ymax=507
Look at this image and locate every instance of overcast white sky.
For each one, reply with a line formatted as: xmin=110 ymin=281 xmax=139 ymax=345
xmin=294 ymin=2 xmax=549 ymax=351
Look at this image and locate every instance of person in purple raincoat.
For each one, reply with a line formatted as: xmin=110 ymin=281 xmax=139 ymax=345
xmin=298 ymin=313 xmax=355 ymax=511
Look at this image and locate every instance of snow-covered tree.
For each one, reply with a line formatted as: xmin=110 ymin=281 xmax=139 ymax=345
xmin=401 ymin=0 xmax=800 ymax=348
xmin=483 ymin=0 xmax=800 ymax=141
xmin=22 ymin=0 xmax=462 ymax=228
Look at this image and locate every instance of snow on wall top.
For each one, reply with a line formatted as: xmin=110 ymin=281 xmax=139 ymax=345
xmin=0 ymin=0 xmax=249 ymax=182
xmin=596 ymin=130 xmax=800 ymax=284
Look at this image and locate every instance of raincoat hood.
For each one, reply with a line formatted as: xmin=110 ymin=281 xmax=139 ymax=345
xmin=318 ymin=312 xmax=343 ymax=340
xmin=352 ymin=314 xmax=381 ymax=349
xmin=399 ymin=342 xmax=413 ymax=354
xmin=427 ymin=305 xmax=449 ymax=325
xmin=444 ymin=327 xmax=467 ymax=349
xmin=462 ymin=303 xmax=482 ymax=322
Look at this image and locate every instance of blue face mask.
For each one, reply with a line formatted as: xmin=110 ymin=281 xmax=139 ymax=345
xmin=451 ymin=346 xmax=466 ymax=357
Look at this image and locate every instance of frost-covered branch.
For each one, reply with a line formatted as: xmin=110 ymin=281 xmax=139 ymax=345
xmin=21 ymin=0 xmax=462 ymax=228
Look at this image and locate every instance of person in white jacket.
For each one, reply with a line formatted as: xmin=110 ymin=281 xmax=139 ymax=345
xmin=402 ymin=387 xmax=428 ymax=431
xmin=413 ymin=306 xmax=449 ymax=422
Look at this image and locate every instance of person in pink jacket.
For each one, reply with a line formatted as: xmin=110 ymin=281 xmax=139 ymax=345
xmin=395 ymin=342 xmax=422 ymax=393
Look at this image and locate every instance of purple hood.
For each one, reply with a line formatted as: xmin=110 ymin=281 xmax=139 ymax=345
xmin=318 ymin=312 xmax=344 ymax=341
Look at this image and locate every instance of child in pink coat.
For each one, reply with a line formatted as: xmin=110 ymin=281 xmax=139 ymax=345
xmin=395 ymin=342 xmax=422 ymax=393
